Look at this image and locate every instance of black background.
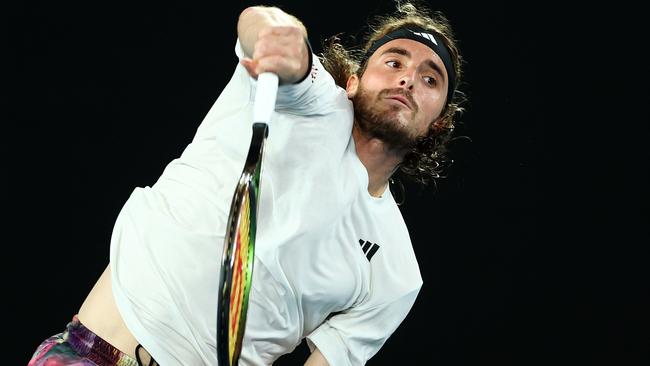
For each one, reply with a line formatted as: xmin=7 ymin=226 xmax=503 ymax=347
xmin=8 ymin=0 xmax=648 ymax=365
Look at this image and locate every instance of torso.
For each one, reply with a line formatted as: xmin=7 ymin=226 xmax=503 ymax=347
xmin=77 ymin=265 xmax=154 ymax=364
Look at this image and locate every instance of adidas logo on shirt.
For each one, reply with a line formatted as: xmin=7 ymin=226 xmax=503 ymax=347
xmin=358 ymin=239 xmax=380 ymax=261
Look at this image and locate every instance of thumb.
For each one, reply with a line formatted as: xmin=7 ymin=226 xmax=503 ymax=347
xmin=240 ymin=58 xmax=258 ymax=79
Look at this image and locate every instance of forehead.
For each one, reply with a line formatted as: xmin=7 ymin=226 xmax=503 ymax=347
xmin=370 ymin=38 xmax=448 ymax=80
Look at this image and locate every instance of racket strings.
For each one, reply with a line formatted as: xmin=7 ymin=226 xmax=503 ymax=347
xmin=229 ymin=193 xmax=251 ymax=361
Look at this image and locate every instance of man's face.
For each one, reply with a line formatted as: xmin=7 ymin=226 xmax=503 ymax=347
xmin=347 ymin=38 xmax=449 ymax=150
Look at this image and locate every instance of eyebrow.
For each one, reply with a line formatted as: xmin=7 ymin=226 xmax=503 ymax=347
xmin=380 ymin=46 xmax=446 ymax=82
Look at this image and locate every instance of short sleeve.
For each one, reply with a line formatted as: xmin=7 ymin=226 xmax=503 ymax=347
xmin=234 ymin=38 xmax=340 ymax=116
xmin=305 ymin=287 xmax=421 ymax=366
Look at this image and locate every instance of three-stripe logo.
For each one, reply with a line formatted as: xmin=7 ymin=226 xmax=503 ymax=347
xmin=358 ymin=239 xmax=380 ymax=261
xmin=409 ymin=30 xmax=438 ymax=45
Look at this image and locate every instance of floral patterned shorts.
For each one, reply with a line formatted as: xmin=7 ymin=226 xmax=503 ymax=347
xmin=28 ymin=315 xmax=139 ymax=366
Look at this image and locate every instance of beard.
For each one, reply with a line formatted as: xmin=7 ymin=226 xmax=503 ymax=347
xmin=352 ymin=84 xmax=422 ymax=151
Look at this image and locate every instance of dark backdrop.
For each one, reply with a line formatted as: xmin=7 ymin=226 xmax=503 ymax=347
xmin=8 ymin=1 xmax=647 ymax=365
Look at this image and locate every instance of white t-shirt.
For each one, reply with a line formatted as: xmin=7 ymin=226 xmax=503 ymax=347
xmin=109 ymin=39 xmax=422 ymax=366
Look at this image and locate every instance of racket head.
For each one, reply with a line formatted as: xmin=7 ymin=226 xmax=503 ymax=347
xmin=217 ymin=180 xmax=257 ymax=365
xmin=217 ymin=123 xmax=268 ymax=366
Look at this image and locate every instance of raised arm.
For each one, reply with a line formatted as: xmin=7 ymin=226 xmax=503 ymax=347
xmin=237 ymin=6 xmax=310 ymax=84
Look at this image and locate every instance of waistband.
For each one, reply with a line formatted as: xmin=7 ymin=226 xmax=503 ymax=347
xmin=65 ymin=315 xmax=139 ymax=366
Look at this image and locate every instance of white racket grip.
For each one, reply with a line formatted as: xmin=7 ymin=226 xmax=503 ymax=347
xmin=253 ymin=72 xmax=279 ymax=123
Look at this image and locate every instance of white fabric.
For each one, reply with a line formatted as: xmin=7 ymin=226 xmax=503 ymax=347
xmin=110 ymin=39 xmax=422 ymax=366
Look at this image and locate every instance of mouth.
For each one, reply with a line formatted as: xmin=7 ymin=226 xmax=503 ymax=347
xmin=386 ymin=95 xmax=411 ymax=110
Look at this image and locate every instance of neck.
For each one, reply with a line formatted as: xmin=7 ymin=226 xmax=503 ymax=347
xmin=352 ymin=124 xmax=407 ymax=197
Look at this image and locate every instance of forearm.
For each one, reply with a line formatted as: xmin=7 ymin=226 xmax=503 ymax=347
xmin=237 ymin=6 xmax=307 ymax=59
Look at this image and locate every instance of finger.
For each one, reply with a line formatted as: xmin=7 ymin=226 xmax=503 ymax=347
xmin=254 ymin=55 xmax=302 ymax=83
xmin=253 ymin=36 xmax=302 ymax=61
xmin=253 ymin=55 xmax=284 ymax=75
xmin=258 ymin=25 xmax=302 ymax=39
xmin=240 ymin=58 xmax=259 ymax=78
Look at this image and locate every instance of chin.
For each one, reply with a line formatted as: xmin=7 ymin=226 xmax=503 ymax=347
xmin=389 ymin=111 xmax=413 ymax=129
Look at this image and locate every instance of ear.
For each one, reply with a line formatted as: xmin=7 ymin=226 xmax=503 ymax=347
xmin=346 ymin=74 xmax=359 ymax=99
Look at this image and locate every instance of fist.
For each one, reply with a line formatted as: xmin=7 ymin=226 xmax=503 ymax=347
xmin=240 ymin=25 xmax=309 ymax=85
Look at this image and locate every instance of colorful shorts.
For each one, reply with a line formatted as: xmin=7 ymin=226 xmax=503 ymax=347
xmin=28 ymin=315 xmax=139 ymax=366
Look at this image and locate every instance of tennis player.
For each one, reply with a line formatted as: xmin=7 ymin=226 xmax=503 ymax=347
xmin=28 ymin=1 xmax=464 ymax=365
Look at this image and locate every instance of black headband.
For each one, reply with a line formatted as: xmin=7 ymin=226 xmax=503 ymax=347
xmin=364 ymin=26 xmax=456 ymax=103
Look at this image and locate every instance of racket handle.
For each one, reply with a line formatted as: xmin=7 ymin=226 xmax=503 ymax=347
xmin=253 ymin=72 xmax=279 ymax=123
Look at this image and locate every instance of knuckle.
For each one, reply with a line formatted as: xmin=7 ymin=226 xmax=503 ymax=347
xmin=253 ymin=41 xmax=267 ymax=58
xmin=257 ymin=27 xmax=272 ymax=38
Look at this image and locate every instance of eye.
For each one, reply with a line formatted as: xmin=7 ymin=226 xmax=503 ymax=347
xmin=386 ymin=60 xmax=401 ymax=68
xmin=423 ymin=75 xmax=437 ymax=86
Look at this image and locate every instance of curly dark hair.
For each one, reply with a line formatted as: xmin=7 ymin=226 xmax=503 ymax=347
xmin=319 ymin=0 xmax=466 ymax=186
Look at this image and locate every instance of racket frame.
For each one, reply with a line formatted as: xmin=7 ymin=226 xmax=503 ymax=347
xmin=217 ymin=71 xmax=278 ymax=366
xmin=217 ymin=122 xmax=268 ymax=365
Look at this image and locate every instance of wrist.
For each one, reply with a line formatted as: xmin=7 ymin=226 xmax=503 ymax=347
xmin=294 ymin=38 xmax=313 ymax=84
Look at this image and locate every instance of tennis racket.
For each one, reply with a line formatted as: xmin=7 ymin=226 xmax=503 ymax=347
xmin=217 ymin=72 xmax=279 ymax=365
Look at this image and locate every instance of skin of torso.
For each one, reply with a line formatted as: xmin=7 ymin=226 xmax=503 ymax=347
xmin=77 ymin=265 xmax=153 ymax=364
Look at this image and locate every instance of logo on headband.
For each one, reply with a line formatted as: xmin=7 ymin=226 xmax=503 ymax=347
xmin=409 ymin=30 xmax=438 ymax=45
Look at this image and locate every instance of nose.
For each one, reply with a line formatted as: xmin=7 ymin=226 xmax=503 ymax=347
xmin=398 ymin=68 xmax=416 ymax=90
